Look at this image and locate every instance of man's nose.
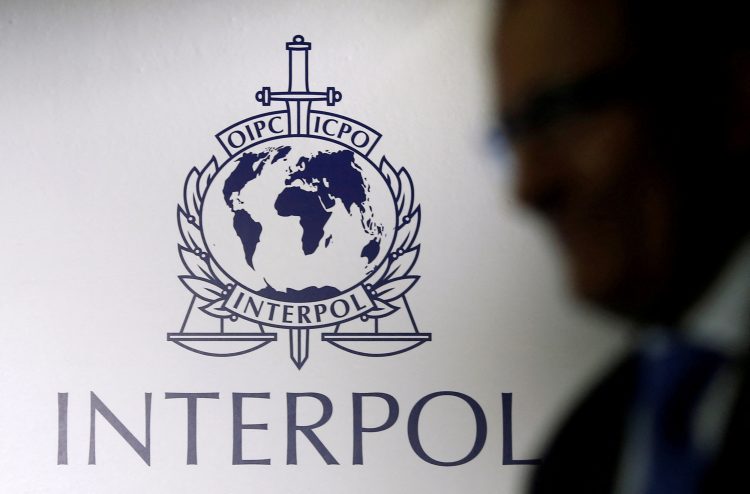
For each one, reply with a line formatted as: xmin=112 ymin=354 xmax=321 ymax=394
xmin=514 ymin=143 xmax=566 ymax=217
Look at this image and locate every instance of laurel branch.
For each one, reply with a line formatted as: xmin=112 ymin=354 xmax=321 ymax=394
xmin=177 ymin=154 xmax=421 ymax=321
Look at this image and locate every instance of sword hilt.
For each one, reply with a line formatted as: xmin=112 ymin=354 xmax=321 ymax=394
xmin=255 ymin=35 xmax=342 ymax=108
xmin=286 ymin=35 xmax=310 ymax=93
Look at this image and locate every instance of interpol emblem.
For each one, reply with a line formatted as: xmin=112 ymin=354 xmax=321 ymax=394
xmin=168 ymin=35 xmax=430 ymax=368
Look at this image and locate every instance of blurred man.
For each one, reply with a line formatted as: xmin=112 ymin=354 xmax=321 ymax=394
xmin=495 ymin=1 xmax=750 ymax=492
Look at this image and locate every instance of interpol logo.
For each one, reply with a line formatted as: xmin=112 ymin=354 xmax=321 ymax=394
xmin=167 ymin=35 xmax=430 ymax=368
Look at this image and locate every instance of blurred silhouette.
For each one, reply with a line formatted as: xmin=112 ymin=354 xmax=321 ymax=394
xmin=494 ymin=1 xmax=750 ymax=492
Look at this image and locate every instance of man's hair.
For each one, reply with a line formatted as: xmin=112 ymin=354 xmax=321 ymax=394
xmin=624 ymin=1 xmax=750 ymax=222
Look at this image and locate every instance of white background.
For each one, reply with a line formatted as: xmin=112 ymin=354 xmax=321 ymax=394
xmin=0 ymin=1 xmax=627 ymax=492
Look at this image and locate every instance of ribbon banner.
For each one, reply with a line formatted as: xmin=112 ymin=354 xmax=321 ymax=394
xmin=216 ymin=110 xmax=382 ymax=159
xmin=224 ymin=284 xmax=375 ymax=329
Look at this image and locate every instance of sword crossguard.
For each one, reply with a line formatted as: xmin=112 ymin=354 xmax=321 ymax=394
xmin=255 ymin=86 xmax=342 ymax=106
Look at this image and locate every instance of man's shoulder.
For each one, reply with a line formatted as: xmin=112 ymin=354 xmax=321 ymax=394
xmin=530 ymin=349 xmax=750 ymax=493
xmin=529 ymin=352 xmax=639 ymax=493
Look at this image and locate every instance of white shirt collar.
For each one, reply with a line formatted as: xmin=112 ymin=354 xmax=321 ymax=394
xmin=681 ymin=236 xmax=750 ymax=356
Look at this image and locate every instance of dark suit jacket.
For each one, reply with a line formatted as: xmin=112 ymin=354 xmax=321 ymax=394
xmin=529 ymin=353 xmax=750 ymax=493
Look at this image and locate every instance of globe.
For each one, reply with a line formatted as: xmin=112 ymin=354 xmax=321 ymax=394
xmin=201 ymin=138 xmax=397 ymax=303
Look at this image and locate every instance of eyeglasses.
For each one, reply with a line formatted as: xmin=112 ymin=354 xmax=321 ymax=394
xmin=496 ymin=65 xmax=643 ymax=147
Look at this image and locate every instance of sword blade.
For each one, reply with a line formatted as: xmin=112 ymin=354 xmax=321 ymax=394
xmin=286 ymin=101 xmax=300 ymax=135
xmin=289 ymin=328 xmax=310 ymax=369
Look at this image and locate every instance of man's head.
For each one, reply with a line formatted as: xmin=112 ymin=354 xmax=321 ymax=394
xmin=495 ymin=0 xmax=750 ymax=324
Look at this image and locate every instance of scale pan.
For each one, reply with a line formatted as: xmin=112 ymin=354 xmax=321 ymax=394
xmin=167 ymin=332 xmax=277 ymax=357
xmin=321 ymin=332 xmax=431 ymax=357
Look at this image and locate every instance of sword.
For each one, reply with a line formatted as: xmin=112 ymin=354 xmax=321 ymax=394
xmin=255 ymin=35 xmax=343 ymax=368
xmin=255 ymin=35 xmax=343 ymax=135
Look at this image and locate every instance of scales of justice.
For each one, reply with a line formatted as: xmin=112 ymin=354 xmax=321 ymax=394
xmin=167 ymin=35 xmax=430 ymax=369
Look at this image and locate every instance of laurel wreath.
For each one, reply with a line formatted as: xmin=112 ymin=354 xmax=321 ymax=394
xmin=177 ymin=154 xmax=421 ymax=321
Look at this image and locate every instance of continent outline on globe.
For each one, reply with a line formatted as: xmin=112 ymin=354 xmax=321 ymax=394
xmin=203 ymin=135 xmax=399 ymax=305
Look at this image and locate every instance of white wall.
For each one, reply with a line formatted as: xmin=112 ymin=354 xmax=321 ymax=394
xmin=0 ymin=1 xmax=627 ymax=492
